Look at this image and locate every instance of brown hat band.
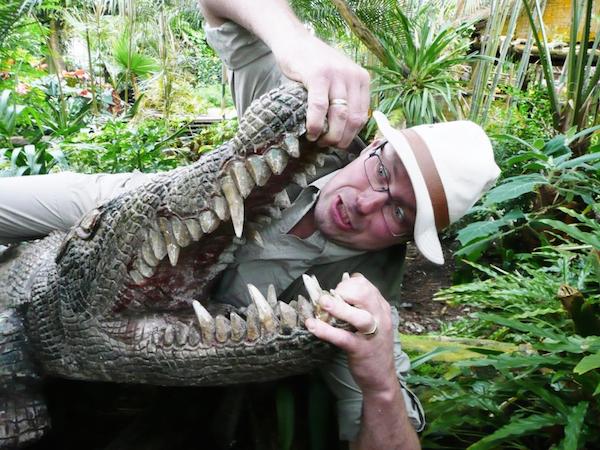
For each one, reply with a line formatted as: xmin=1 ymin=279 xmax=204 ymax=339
xmin=400 ymin=129 xmax=449 ymax=231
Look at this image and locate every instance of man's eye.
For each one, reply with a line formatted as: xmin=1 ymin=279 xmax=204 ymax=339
xmin=377 ymin=163 xmax=387 ymax=178
xmin=393 ymin=206 xmax=405 ymax=222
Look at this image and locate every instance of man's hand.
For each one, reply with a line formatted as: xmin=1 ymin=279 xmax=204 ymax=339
xmin=306 ymin=273 xmax=421 ymax=450
xmin=273 ymin=36 xmax=370 ymax=149
xmin=305 ymin=273 xmax=396 ymax=393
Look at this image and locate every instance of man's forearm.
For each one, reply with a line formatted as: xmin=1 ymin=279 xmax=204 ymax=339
xmin=198 ymin=0 xmax=309 ymax=53
xmin=351 ymin=380 xmax=421 ymax=450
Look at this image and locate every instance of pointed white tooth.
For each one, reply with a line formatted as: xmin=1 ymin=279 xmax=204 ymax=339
xmin=264 ymin=147 xmax=288 ymax=175
xmin=267 ymin=284 xmax=277 ymax=308
xmin=230 ymin=312 xmax=246 ymax=342
xmin=212 ymin=195 xmax=230 ymax=221
xmin=129 ymin=269 xmax=145 ymax=285
xmin=297 ymin=295 xmax=315 ymax=325
xmin=248 ymin=227 xmax=264 ymax=248
xmin=304 ymin=163 xmax=317 ymax=177
xmin=184 ymin=218 xmax=203 ymax=241
xmin=283 ymin=133 xmax=300 ymax=157
xmin=302 ymin=274 xmax=322 ymax=305
xmin=245 ymin=304 xmax=260 ymax=341
xmin=278 ymin=301 xmax=298 ymax=331
xmin=221 ymin=175 xmax=244 ymax=238
xmin=247 ymin=284 xmax=277 ymax=334
xmin=273 ymin=190 xmax=291 ymax=208
xmin=141 ymin=240 xmax=159 ymax=266
xmin=292 ymin=172 xmax=308 ymax=188
xmin=134 ymin=257 xmax=155 ymax=278
xmin=171 ymin=216 xmax=192 ymax=247
xmin=342 ymin=272 xmax=350 ymax=281
xmin=200 ymin=210 xmax=220 ymax=233
xmin=230 ymin=161 xmax=255 ymax=198
xmin=163 ymin=325 xmax=174 ymax=346
xmin=246 ymin=155 xmax=271 ymax=186
xmin=158 ymin=218 xmax=180 ymax=267
xmin=175 ymin=322 xmax=188 ymax=346
xmin=215 ymin=315 xmax=231 ymax=343
xmin=149 ymin=228 xmax=167 ymax=260
xmin=192 ymin=300 xmax=215 ymax=344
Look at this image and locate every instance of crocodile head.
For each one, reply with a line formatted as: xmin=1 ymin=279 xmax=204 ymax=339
xmin=42 ymin=83 xmax=338 ymax=385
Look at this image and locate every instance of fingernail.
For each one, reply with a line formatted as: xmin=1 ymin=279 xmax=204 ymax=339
xmin=307 ymin=133 xmax=317 ymax=142
xmin=306 ymin=318 xmax=316 ymax=332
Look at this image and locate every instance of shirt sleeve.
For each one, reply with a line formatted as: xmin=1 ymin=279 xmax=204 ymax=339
xmin=204 ymin=20 xmax=293 ymax=117
xmin=319 ymin=307 xmax=426 ymax=441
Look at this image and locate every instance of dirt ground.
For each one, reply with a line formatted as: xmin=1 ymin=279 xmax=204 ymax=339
xmin=396 ymin=242 xmax=469 ymax=334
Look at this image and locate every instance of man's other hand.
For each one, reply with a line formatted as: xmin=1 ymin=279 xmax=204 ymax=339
xmin=273 ymin=36 xmax=370 ymax=150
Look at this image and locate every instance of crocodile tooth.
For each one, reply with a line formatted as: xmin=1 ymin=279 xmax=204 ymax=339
xmin=141 ymin=240 xmax=160 ymax=266
xmin=247 ymin=284 xmax=277 ymax=334
xmin=267 ymin=284 xmax=278 ymax=308
xmin=187 ymin=326 xmax=201 ymax=346
xmin=171 ymin=217 xmax=192 ymax=247
xmin=192 ymin=300 xmax=215 ymax=344
xmin=159 ymin=217 xmax=180 ymax=267
xmin=184 ymin=218 xmax=203 ymax=241
xmin=175 ymin=322 xmax=188 ymax=346
xmin=264 ymin=147 xmax=288 ymax=175
xmin=212 ymin=195 xmax=230 ymax=221
xmin=200 ymin=210 xmax=220 ymax=233
xmin=292 ymin=172 xmax=308 ymax=188
xmin=297 ymin=295 xmax=315 ymax=326
xmin=215 ymin=315 xmax=231 ymax=343
xmin=315 ymin=153 xmax=326 ymax=167
xmin=278 ymin=301 xmax=298 ymax=332
xmin=246 ymin=155 xmax=271 ymax=186
xmin=304 ymin=163 xmax=317 ymax=177
xmin=283 ymin=133 xmax=300 ymax=157
xmin=273 ymin=190 xmax=291 ymax=209
xmin=149 ymin=229 xmax=168 ymax=260
xmin=247 ymin=227 xmax=264 ymax=248
xmin=134 ymin=257 xmax=155 ymax=278
xmin=163 ymin=325 xmax=174 ymax=346
xmin=342 ymin=272 xmax=350 ymax=281
xmin=245 ymin=304 xmax=260 ymax=341
xmin=230 ymin=312 xmax=246 ymax=342
xmin=221 ymin=175 xmax=244 ymax=238
xmin=230 ymin=161 xmax=255 ymax=198
xmin=129 ymin=269 xmax=145 ymax=285
xmin=302 ymin=274 xmax=322 ymax=305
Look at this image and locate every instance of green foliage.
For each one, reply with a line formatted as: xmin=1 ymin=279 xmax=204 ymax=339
xmin=190 ymin=118 xmax=238 ymax=156
xmin=0 ymin=0 xmax=41 ymax=50
xmin=370 ymin=4 xmax=476 ymax=126
xmin=62 ymin=117 xmax=187 ymax=173
xmin=0 ymin=143 xmax=67 ymax=175
xmin=455 ymin=127 xmax=600 ymax=264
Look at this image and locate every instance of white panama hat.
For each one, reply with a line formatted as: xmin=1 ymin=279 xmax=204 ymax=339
xmin=373 ymin=111 xmax=500 ymax=265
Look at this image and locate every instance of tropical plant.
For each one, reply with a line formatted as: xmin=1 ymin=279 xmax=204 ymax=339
xmin=0 ymin=143 xmax=67 ymax=175
xmin=0 ymin=89 xmax=28 ymax=143
xmin=370 ymin=4 xmax=476 ymax=126
xmin=455 ymin=125 xmax=600 ymax=264
xmin=522 ymin=0 xmax=600 ymax=147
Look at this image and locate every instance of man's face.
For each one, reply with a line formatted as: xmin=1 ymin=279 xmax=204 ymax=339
xmin=314 ymin=139 xmax=417 ymax=251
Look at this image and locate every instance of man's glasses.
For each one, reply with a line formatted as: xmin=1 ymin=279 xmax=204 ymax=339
xmin=363 ymin=140 xmax=407 ymax=237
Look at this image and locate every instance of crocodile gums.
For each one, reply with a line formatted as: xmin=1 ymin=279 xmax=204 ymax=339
xmin=0 ymin=83 xmax=343 ymax=448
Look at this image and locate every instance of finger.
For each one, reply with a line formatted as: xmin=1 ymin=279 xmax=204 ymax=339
xmin=317 ymin=84 xmax=348 ymax=147
xmin=305 ymin=317 xmax=358 ymax=352
xmin=337 ymin=79 xmax=369 ymax=149
xmin=305 ymin=77 xmax=330 ymax=142
xmin=320 ymin=292 xmax=375 ymax=332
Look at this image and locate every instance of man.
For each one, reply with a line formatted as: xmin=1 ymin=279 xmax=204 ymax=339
xmin=0 ymin=1 xmax=500 ymax=449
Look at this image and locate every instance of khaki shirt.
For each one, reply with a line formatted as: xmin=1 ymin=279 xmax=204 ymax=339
xmin=205 ymin=21 xmax=424 ymax=439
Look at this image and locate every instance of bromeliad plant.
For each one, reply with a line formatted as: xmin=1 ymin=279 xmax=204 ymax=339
xmin=370 ymin=4 xmax=476 ymax=126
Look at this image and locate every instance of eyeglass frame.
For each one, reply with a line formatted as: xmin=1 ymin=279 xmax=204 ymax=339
xmin=362 ymin=140 xmax=407 ymax=237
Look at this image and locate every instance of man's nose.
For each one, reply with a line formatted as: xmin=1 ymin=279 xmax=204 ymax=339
xmin=356 ymin=190 xmax=388 ymax=215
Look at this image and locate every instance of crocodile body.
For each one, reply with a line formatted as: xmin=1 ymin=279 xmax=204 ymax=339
xmin=0 ymin=83 xmax=337 ymax=447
